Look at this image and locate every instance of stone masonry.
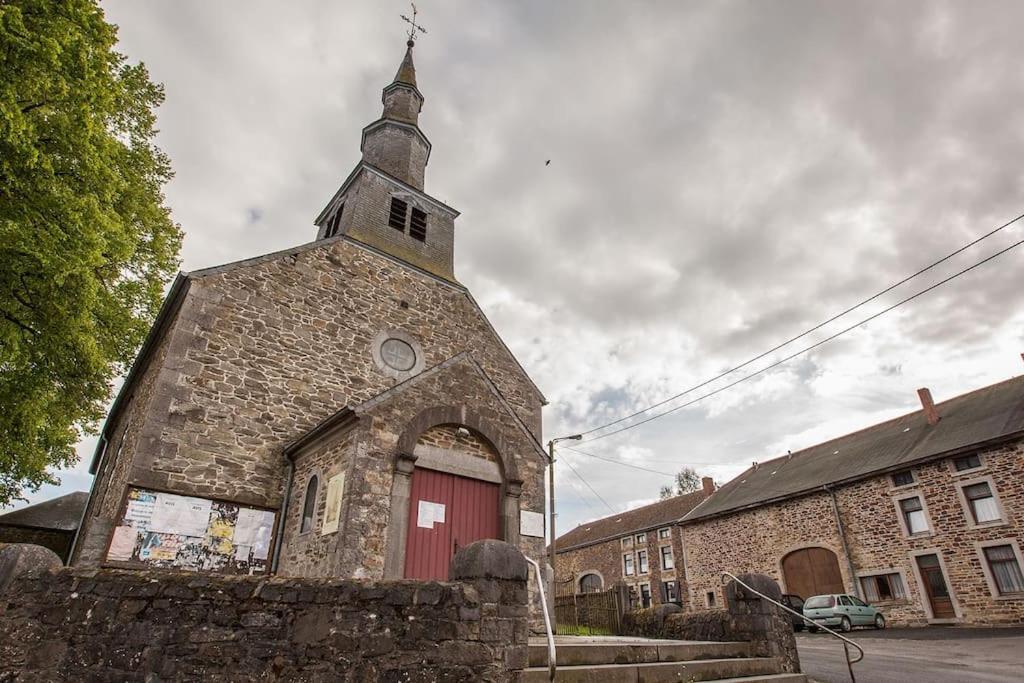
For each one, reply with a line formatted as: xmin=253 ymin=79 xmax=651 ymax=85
xmin=683 ymin=438 xmax=1024 ymax=626
xmin=0 ymin=540 xmax=531 ymax=682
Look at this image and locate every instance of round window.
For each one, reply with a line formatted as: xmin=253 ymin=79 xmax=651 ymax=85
xmin=380 ymin=338 xmax=416 ymax=371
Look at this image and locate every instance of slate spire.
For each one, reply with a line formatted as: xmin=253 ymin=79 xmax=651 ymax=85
xmin=359 ymin=40 xmax=430 ymax=189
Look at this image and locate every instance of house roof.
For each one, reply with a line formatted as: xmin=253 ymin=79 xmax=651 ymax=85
xmin=555 ymin=488 xmax=709 ymax=552
xmin=0 ymin=492 xmax=89 ymax=531
xmin=683 ymin=374 xmax=1024 ymax=523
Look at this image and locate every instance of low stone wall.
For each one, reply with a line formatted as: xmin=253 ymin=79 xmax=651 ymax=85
xmin=621 ymin=573 xmax=800 ymax=674
xmin=0 ymin=540 xmax=529 ymax=682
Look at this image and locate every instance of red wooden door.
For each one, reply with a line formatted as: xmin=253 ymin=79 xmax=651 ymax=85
xmin=404 ymin=468 xmax=501 ymax=580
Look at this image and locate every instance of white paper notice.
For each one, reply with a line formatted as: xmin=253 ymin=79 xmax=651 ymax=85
xmin=321 ymin=473 xmax=346 ymax=536
xmin=417 ymin=500 xmax=446 ymax=529
xmin=149 ymin=493 xmax=212 ymax=537
xmin=107 ymin=525 xmax=139 ymax=561
xmin=519 ymin=511 xmax=545 ymax=538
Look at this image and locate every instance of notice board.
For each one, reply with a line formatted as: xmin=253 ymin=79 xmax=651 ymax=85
xmin=106 ymin=486 xmax=276 ymax=575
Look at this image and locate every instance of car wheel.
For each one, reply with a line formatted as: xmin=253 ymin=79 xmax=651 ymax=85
xmin=795 ymin=623 xmax=804 ymax=632
xmin=808 ymin=626 xmax=819 ymax=633
xmin=874 ymin=614 xmax=886 ymax=630
xmin=840 ymin=616 xmax=852 ymax=633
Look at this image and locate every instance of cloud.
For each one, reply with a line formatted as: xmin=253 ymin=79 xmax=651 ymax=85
xmin=10 ymin=1 xmax=1022 ymax=534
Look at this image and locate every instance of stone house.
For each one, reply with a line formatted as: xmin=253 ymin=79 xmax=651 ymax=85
xmin=70 ymin=41 xmax=550 ymax=595
xmin=554 ymin=479 xmax=714 ymax=609
xmin=0 ymin=491 xmax=88 ymax=563
xmin=681 ymin=374 xmax=1024 ymax=627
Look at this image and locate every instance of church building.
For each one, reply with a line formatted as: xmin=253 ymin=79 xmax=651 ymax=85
xmin=72 ymin=40 xmax=549 ymax=587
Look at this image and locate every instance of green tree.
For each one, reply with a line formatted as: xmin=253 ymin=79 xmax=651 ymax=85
xmin=0 ymin=0 xmax=181 ymax=505
xmin=659 ymin=467 xmax=704 ymax=499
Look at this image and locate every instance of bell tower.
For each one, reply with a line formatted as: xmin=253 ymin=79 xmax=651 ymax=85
xmin=314 ymin=37 xmax=460 ymax=283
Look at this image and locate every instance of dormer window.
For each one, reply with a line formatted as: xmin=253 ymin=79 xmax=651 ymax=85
xmin=324 ymin=203 xmax=344 ymax=238
xmin=388 ymin=197 xmax=408 ymax=231
xmin=409 ymin=207 xmax=427 ymax=241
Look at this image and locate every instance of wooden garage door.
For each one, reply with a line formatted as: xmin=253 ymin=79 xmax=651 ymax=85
xmin=782 ymin=547 xmax=845 ymax=600
xmin=403 ymin=467 xmax=501 ymax=580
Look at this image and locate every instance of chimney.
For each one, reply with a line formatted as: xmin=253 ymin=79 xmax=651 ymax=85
xmin=702 ymin=476 xmax=715 ymax=495
xmin=917 ymin=387 xmax=940 ymax=426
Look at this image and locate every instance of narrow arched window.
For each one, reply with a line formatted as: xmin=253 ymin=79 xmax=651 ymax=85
xmin=300 ymin=475 xmax=318 ymax=533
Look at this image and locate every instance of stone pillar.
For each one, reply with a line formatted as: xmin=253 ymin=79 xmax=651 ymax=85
xmin=383 ymin=451 xmax=417 ymax=579
xmin=725 ymin=573 xmax=801 ymax=674
xmin=0 ymin=544 xmax=62 ymax=595
xmin=501 ymin=480 xmax=523 ymax=546
xmin=450 ymin=539 xmax=530 ymax=673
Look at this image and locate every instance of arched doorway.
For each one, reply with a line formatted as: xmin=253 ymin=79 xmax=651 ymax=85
xmin=782 ymin=547 xmax=845 ymax=599
xmin=579 ymin=573 xmax=603 ymax=594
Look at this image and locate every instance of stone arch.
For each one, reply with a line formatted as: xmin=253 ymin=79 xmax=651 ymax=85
xmin=384 ymin=405 xmax=524 ymax=579
xmin=396 ymin=405 xmax=521 ymax=482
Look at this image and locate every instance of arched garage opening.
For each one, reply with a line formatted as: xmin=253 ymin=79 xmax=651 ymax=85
xmin=579 ymin=573 xmax=603 ymax=594
xmin=782 ymin=547 xmax=845 ymax=600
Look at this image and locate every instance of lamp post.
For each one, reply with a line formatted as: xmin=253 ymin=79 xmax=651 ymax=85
xmin=548 ymin=434 xmax=582 ymax=587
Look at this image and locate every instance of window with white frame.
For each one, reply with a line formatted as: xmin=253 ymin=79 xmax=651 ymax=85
xmin=662 ymin=580 xmax=678 ymax=603
xmin=639 ymin=583 xmax=652 ymax=608
xmin=658 ymin=527 xmax=671 ymax=540
xmin=899 ymin=496 xmax=928 ymax=534
xmin=963 ymin=482 xmax=1001 ymax=524
xmin=623 ymin=553 xmax=635 ymax=576
xmin=637 ymin=549 xmax=649 ymax=574
xmin=983 ymin=545 xmax=1024 ymax=595
xmin=622 ymin=536 xmax=633 ymax=548
xmin=660 ymin=545 xmax=674 ymax=570
xmin=859 ymin=573 xmax=906 ymax=602
xmin=635 ymin=532 xmax=646 ymax=544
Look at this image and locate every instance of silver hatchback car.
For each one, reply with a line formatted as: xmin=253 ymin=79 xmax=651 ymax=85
xmin=803 ymin=594 xmax=885 ymax=632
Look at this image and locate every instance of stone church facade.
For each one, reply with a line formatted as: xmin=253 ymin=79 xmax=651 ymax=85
xmin=72 ymin=41 xmax=549 ymax=589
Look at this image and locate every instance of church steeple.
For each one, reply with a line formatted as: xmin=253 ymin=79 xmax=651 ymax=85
xmin=360 ymin=40 xmax=431 ymax=189
xmin=314 ymin=35 xmax=460 ymax=284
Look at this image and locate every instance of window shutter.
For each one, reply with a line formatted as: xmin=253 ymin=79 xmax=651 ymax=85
xmin=409 ymin=207 xmax=427 ymax=241
xmin=388 ymin=197 xmax=408 ymax=230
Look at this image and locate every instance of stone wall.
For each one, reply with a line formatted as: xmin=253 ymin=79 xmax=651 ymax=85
xmin=556 ymin=525 xmax=689 ymax=609
xmin=0 ymin=540 xmax=530 ymax=682
xmin=683 ymin=439 xmax=1024 ymax=626
xmin=621 ymin=574 xmax=800 ymax=674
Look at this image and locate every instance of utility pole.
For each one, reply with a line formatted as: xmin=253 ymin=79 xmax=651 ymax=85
xmin=547 ymin=434 xmax=582 ymax=587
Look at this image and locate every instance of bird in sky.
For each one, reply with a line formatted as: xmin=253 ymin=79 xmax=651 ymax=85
xmin=545 ymin=160 xmax=551 ymax=166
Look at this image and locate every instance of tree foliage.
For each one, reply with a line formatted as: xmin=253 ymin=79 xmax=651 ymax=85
xmin=0 ymin=0 xmax=181 ymax=505
xmin=659 ymin=467 xmax=703 ymax=499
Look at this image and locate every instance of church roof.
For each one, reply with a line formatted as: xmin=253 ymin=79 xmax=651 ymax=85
xmin=0 ymin=492 xmax=89 ymax=531
xmin=284 ymin=352 xmax=548 ymax=463
xmin=554 ymin=489 xmax=709 ymax=553
xmin=683 ymin=374 xmax=1024 ymax=523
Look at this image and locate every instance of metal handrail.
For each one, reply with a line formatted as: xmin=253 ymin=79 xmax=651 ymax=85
xmin=721 ymin=572 xmax=864 ymax=683
xmin=525 ymin=555 xmax=556 ymax=682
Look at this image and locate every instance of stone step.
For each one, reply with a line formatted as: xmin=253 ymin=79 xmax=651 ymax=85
xmin=528 ymin=640 xmax=754 ymax=667
xmin=518 ymin=656 xmax=790 ymax=683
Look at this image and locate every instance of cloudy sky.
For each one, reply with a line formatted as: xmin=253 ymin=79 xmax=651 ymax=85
xmin=7 ymin=1 xmax=1024 ymax=536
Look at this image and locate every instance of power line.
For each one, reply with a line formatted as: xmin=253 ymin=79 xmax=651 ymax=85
xmin=578 ymin=211 xmax=1024 ymax=438
xmin=560 ymin=453 xmax=616 ymax=513
xmin=579 ymin=235 xmax=1024 ymax=444
xmin=564 ymin=445 xmax=677 ymax=477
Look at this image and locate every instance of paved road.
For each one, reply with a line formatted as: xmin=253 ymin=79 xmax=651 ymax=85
xmin=797 ymin=627 xmax=1024 ymax=682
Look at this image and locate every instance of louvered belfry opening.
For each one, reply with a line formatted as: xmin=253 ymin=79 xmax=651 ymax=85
xmin=409 ymin=207 xmax=427 ymax=242
xmin=388 ymin=197 xmax=408 ymax=231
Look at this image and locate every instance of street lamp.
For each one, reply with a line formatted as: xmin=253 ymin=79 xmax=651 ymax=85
xmin=548 ymin=434 xmax=582 ymax=584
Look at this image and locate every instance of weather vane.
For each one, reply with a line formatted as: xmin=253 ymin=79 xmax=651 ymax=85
xmin=400 ymin=2 xmax=427 ymax=44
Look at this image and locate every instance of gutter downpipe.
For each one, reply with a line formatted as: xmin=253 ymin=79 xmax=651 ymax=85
xmin=270 ymin=454 xmax=296 ymax=574
xmin=66 ymin=429 xmax=111 ymax=565
xmin=825 ymin=485 xmax=861 ymax=599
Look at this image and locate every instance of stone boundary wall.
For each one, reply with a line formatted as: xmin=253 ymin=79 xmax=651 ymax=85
xmin=621 ymin=573 xmax=800 ymax=674
xmin=0 ymin=540 xmax=529 ymax=682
